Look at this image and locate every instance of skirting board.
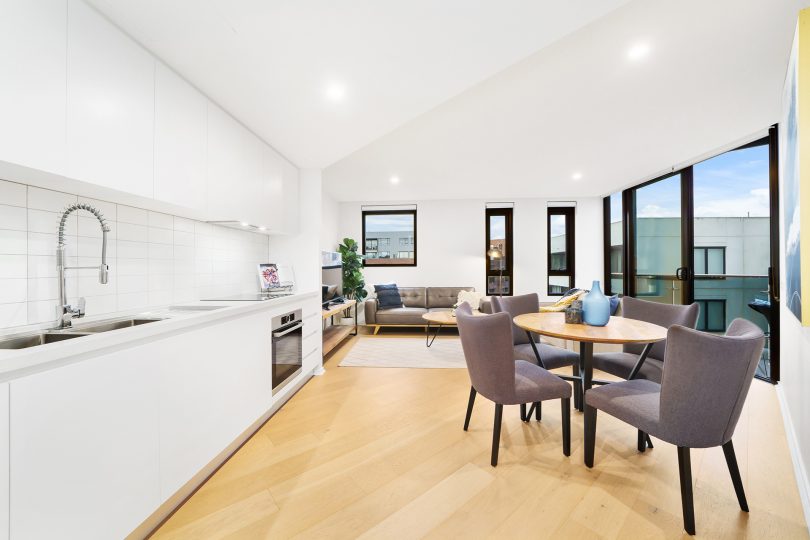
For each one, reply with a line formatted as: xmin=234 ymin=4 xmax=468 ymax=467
xmin=127 ymin=367 xmax=317 ymax=540
xmin=776 ymin=385 xmax=810 ymax=533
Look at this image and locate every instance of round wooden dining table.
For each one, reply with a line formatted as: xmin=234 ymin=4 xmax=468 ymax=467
xmin=512 ymin=312 xmax=667 ymax=411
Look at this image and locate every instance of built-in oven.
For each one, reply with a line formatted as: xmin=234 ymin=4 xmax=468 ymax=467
xmin=271 ymin=309 xmax=303 ymax=392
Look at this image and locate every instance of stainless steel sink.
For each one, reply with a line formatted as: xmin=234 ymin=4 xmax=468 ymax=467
xmin=0 ymin=317 xmax=165 ymax=349
xmin=0 ymin=331 xmax=93 ymax=350
xmin=73 ymin=318 xmax=165 ymax=333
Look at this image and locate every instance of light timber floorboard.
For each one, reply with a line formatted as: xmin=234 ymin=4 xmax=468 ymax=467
xmin=151 ymin=331 xmax=809 ymax=539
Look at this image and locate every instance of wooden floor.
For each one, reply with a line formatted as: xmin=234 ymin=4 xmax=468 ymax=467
xmin=152 ymin=331 xmax=809 ymax=539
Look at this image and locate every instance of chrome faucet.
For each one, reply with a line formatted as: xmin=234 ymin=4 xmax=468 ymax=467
xmin=56 ymin=203 xmax=111 ymax=328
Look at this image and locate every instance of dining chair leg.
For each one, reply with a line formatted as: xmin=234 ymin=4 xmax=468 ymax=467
xmin=584 ymin=404 xmax=597 ymax=467
xmin=520 ymin=403 xmax=527 ymax=422
xmin=463 ymin=387 xmax=476 ymax=431
xmin=561 ymin=398 xmax=571 ymax=457
xmin=573 ymin=363 xmax=582 ymax=411
xmin=646 ymin=434 xmax=654 ymax=448
xmin=722 ymin=440 xmax=749 ymax=512
xmin=638 ymin=430 xmax=647 ymax=453
xmin=535 ymin=401 xmax=542 ymax=421
xmin=491 ymin=403 xmax=503 ymax=467
xmin=677 ymin=446 xmax=696 ymax=535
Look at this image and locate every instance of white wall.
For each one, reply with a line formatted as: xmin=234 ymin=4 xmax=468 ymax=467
xmin=0 ymin=179 xmax=268 ymax=332
xmin=778 ymin=183 xmax=810 ymax=527
xmin=336 ymin=197 xmax=603 ymax=302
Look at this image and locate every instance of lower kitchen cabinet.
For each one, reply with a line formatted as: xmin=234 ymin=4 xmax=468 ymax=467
xmin=0 ymin=383 xmax=8 ymax=540
xmin=10 ymin=348 xmax=161 ymax=540
xmin=158 ymin=311 xmax=272 ymax=499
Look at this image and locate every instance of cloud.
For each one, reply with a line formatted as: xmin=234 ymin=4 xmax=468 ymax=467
xmin=694 ymin=188 xmax=769 ymax=217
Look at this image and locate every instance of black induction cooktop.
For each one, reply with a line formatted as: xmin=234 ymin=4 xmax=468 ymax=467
xmin=202 ymin=292 xmax=295 ymax=301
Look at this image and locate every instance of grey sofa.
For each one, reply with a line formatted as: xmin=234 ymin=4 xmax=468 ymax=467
xmin=365 ymin=286 xmax=475 ymax=334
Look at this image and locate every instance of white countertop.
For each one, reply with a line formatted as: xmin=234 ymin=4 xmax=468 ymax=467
xmin=0 ymin=291 xmax=318 ymax=383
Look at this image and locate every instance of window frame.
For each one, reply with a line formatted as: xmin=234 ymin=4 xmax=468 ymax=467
xmin=361 ymin=209 xmax=418 ymax=267
xmin=485 ymin=207 xmax=514 ymax=296
xmin=547 ymin=206 xmax=575 ymax=296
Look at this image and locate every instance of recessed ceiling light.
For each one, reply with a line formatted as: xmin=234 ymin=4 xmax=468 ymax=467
xmin=258 ymin=226 xmax=266 ymax=231
xmin=324 ymin=82 xmax=346 ymax=102
xmin=572 ymin=172 xmax=583 ymax=180
xmin=627 ymin=42 xmax=651 ymax=61
xmin=390 ymin=176 xmax=400 ymax=185
xmin=240 ymin=222 xmax=249 ymax=227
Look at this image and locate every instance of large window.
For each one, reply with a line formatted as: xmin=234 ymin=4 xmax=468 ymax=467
xmin=601 ymin=129 xmax=780 ymax=383
xmin=486 ymin=207 xmax=513 ymax=295
xmin=548 ymin=207 xmax=575 ymax=296
xmin=362 ymin=209 xmax=417 ymax=266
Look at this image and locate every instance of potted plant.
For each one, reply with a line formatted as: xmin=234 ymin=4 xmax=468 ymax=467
xmin=338 ymin=238 xmax=368 ymax=325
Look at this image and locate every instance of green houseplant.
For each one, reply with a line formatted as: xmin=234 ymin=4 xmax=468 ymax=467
xmin=338 ymin=238 xmax=368 ymax=307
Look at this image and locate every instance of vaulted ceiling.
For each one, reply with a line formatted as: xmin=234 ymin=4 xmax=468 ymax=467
xmin=88 ymin=0 xmax=807 ymax=201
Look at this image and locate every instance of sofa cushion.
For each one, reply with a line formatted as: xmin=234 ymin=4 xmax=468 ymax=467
xmin=427 ymin=287 xmax=475 ymax=308
xmin=427 ymin=307 xmax=452 ymax=313
xmin=374 ymin=284 xmax=403 ymax=309
xmin=397 ymin=287 xmax=427 ymax=308
xmin=375 ymin=307 xmax=428 ymax=324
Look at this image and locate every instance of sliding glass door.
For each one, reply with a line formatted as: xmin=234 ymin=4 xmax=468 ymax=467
xmin=630 ymin=173 xmax=689 ymax=305
xmin=607 ymin=128 xmax=780 ymax=382
xmin=692 ymin=139 xmax=775 ymax=379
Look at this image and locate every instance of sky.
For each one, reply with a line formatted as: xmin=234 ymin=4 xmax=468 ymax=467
xmin=365 ymin=213 xmax=414 ymax=232
xmin=610 ymin=144 xmax=770 ymax=222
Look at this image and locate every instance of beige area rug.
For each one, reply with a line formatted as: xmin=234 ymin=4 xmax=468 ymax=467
xmin=339 ymin=336 xmax=467 ymax=369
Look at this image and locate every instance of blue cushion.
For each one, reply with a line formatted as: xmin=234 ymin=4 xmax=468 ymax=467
xmin=609 ymin=295 xmax=620 ymax=315
xmin=375 ymin=284 xmax=403 ymax=310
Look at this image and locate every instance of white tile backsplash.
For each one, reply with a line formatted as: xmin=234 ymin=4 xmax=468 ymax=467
xmin=0 ymin=184 xmax=269 ymax=330
xmin=0 ymin=180 xmax=26 ymax=208
xmin=0 ymin=205 xmax=28 ymax=231
xmin=27 ymin=186 xmax=76 ymax=212
xmin=0 ymin=230 xmax=27 ymax=255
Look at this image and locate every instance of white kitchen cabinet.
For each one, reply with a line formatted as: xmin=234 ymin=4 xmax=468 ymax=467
xmin=0 ymin=0 xmax=67 ymax=175
xmin=158 ymin=311 xmax=272 ymax=499
xmin=154 ymin=62 xmax=207 ymax=212
xmin=281 ymin=159 xmax=301 ymax=234
xmin=66 ymin=0 xmax=155 ymax=198
xmin=0 ymin=383 xmax=8 ymax=540
xmin=206 ymin=103 xmax=257 ymax=222
xmin=10 ymin=348 xmax=161 ymax=540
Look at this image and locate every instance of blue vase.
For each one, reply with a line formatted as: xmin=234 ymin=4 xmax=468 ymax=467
xmin=582 ymin=280 xmax=610 ymax=326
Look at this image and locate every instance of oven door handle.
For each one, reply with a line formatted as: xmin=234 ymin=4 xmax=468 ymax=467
xmin=272 ymin=322 xmax=303 ymax=339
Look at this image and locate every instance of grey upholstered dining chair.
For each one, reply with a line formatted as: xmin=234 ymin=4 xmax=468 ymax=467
xmin=455 ymin=302 xmax=572 ymax=466
xmin=583 ymin=319 xmax=765 ymax=535
xmin=592 ymin=296 xmax=699 ymax=451
xmin=491 ymin=293 xmax=580 ymax=420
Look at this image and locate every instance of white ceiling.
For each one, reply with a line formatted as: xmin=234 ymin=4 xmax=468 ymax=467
xmin=323 ymin=0 xmax=808 ymax=201
xmin=85 ymin=0 xmax=631 ymax=169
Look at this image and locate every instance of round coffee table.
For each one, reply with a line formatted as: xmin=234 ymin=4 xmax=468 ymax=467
xmin=512 ymin=312 xmax=667 ymax=411
xmin=422 ymin=310 xmax=482 ymax=347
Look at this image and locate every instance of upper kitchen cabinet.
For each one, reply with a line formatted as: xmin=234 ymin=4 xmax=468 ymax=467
xmin=281 ymin=159 xmax=300 ymax=234
xmin=66 ymin=0 xmax=155 ymax=199
xmin=206 ymin=103 xmax=255 ymax=222
xmin=0 ymin=0 xmax=67 ymax=174
xmin=154 ymin=63 xmax=207 ymax=212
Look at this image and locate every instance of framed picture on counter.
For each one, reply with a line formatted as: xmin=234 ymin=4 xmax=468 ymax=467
xmin=258 ymin=263 xmax=295 ymax=291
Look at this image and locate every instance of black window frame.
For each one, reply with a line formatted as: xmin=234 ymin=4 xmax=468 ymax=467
xmin=362 ymin=209 xmax=418 ymax=267
xmin=485 ymin=207 xmax=514 ymax=296
xmin=547 ymin=207 xmax=575 ymax=296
